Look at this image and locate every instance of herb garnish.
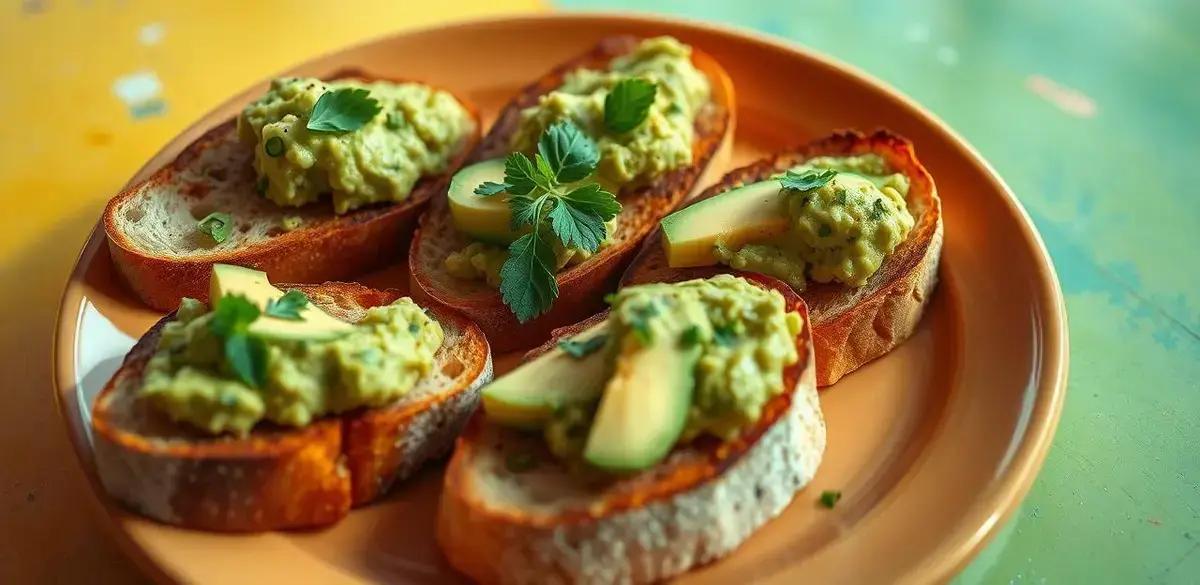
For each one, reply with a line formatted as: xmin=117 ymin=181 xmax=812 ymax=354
xmin=207 ymin=295 xmax=268 ymax=388
xmin=558 ymin=334 xmax=608 ymax=358
xmin=197 ymin=212 xmax=233 ymax=244
xmin=264 ymin=136 xmax=285 ymax=157
xmin=264 ymin=290 xmax=308 ymax=320
xmin=476 ymin=120 xmax=621 ymax=323
xmin=678 ymin=325 xmax=701 ymax=348
xmin=819 ymin=489 xmax=842 ymax=509
xmin=307 ymin=88 xmax=381 ymax=134
xmin=712 ymin=324 xmax=739 ymax=348
xmin=780 ymin=169 xmax=837 ymax=192
xmin=604 ymin=78 xmax=658 ymax=133
xmin=870 ymin=198 xmax=889 ymax=219
xmin=627 ymin=302 xmax=660 ymax=345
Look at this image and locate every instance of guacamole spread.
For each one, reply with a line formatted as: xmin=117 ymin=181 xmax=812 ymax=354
xmin=540 ymin=275 xmax=803 ymax=463
xmin=140 ymin=297 xmax=443 ymax=435
xmin=510 ymin=36 xmax=710 ymax=189
xmin=716 ymin=155 xmax=915 ymax=289
xmin=443 ymin=222 xmax=612 ymax=287
xmin=238 ymin=77 xmax=473 ymax=214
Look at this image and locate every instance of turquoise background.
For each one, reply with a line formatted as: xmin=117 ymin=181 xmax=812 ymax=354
xmin=558 ymin=0 xmax=1200 ymax=582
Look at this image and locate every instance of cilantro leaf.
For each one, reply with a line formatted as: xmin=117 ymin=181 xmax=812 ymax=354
xmin=474 ymin=181 xmax=510 ymax=196
xmin=510 ymin=194 xmax=549 ymax=231
xmin=558 ymin=334 xmax=608 ymax=358
xmin=780 ymin=169 xmax=837 ymax=192
xmin=561 ymin=183 xmax=620 ymax=222
xmin=208 ymin=294 xmax=260 ymax=338
xmin=604 ymin=78 xmax=657 ymax=133
xmin=224 ymin=332 xmax=268 ymax=388
xmin=547 ymin=199 xmax=606 ymax=253
xmin=712 ymin=324 xmax=739 ymax=347
xmin=197 ymin=212 xmax=233 ymax=244
xmin=678 ymin=325 xmax=701 ymax=348
xmin=503 ymin=152 xmax=541 ymax=196
xmin=534 ymin=153 xmax=557 ymax=185
xmin=819 ymin=490 xmax=842 ymax=509
xmin=627 ymin=302 xmax=660 ymax=345
xmin=264 ymin=290 xmax=308 ymax=321
xmin=537 ymin=120 xmax=600 ymax=183
xmin=306 ymin=87 xmax=382 ymax=134
xmin=206 ymin=294 xmax=269 ymax=388
xmin=499 ymin=229 xmax=559 ymax=323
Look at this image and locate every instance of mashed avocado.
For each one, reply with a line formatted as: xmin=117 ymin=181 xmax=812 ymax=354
xmin=542 ymin=275 xmax=803 ymax=460
xmin=238 ymin=78 xmax=473 ymax=214
xmin=715 ymin=154 xmax=915 ymax=289
xmin=443 ymin=222 xmax=612 ymax=287
xmin=510 ymin=36 xmax=710 ymax=189
xmin=140 ymin=297 xmax=443 ymax=435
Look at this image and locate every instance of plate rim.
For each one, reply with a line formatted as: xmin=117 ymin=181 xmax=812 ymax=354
xmin=52 ymin=10 xmax=1069 ymax=584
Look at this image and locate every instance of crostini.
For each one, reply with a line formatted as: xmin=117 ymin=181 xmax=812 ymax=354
xmin=624 ymin=130 xmax=943 ymax=385
xmin=437 ymin=273 xmax=825 ymax=584
xmin=105 ymin=73 xmax=481 ymax=311
xmin=409 ymin=35 xmax=735 ymax=352
xmin=92 ymin=264 xmax=492 ymax=531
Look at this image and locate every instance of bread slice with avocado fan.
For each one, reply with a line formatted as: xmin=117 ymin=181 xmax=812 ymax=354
xmin=91 ymin=282 xmax=493 ymax=531
xmin=436 ymin=272 xmax=825 ymax=584
xmin=408 ymin=36 xmax=735 ymax=352
xmin=104 ymin=72 xmax=481 ymax=312
xmin=623 ymin=130 xmax=943 ymax=386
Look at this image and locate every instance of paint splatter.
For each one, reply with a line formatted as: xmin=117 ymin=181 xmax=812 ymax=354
xmin=112 ymin=70 xmax=167 ymax=120
xmin=1026 ymin=74 xmax=1098 ymax=118
xmin=936 ymin=46 xmax=959 ymax=66
xmin=138 ymin=22 xmax=165 ymax=46
xmin=904 ymin=23 xmax=930 ymax=44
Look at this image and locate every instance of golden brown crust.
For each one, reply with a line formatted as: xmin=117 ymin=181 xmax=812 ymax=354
xmin=441 ymin=272 xmax=809 ymax=529
xmin=408 ymin=36 xmax=736 ymax=352
xmin=623 ymin=129 xmax=943 ymax=385
xmin=90 ymin=282 xmax=490 ymax=531
xmin=104 ymin=73 xmax=482 ymax=311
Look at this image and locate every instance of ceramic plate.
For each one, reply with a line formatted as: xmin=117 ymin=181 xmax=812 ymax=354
xmin=53 ymin=13 xmax=1067 ymax=584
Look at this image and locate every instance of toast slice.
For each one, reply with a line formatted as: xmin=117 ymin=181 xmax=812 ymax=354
xmin=105 ymin=72 xmax=481 ymax=311
xmin=408 ymin=36 xmax=735 ymax=352
xmin=623 ymin=130 xmax=943 ymax=386
xmin=437 ymin=273 xmax=825 ymax=584
xmin=91 ymin=282 xmax=493 ymax=531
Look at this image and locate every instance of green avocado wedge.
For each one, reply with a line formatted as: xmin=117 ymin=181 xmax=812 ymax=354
xmin=660 ymin=179 xmax=789 ymax=268
xmin=209 ymin=264 xmax=352 ymax=342
xmin=447 ymin=158 xmax=518 ymax=245
xmin=583 ymin=333 xmax=701 ymax=473
xmin=481 ymin=323 xmax=609 ymax=430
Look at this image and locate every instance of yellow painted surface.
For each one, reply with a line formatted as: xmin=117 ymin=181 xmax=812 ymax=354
xmin=0 ymin=1 xmax=542 ymax=582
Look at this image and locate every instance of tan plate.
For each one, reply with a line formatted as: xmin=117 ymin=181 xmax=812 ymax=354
xmin=53 ymin=12 xmax=1067 ymax=585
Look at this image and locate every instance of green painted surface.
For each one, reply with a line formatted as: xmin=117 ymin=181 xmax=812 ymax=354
xmin=558 ymin=0 xmax=1200 ymax=581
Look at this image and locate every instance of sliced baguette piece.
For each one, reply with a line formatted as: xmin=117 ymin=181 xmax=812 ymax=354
xmin=624 ymin=129 xmax=943 ymax=386
xmin=437 ymin=273 xmax=825 ymax=584
xmin=409 ymin=36 xmax=735 ymax=352
xmin=105 ymin=72 xmax=481 ymax=311
xmin=91 ymin=282 xmax=493 ymax=532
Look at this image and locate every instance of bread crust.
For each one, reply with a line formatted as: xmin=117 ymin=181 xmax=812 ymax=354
xmin=408 ymin=36 xmax=736 ymax=352
xmin=437 ymin=273 xmax=825 ymax=584
xmin=623 ymin=130 xmax=943 ymax=386
xmin=104 ymin=73 xmax=482 ymax=311
xmin=91 ymin=282 xmax=492 ymax=531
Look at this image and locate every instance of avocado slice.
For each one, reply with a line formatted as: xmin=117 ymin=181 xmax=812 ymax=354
xmin=583 ymin=331 xmax=701 ymax=473
xmin=660 ymin=179 xmax=789 ymax=267
xmin=481 ymin=324 xmax=609 ymax=430
xmin=447 ymin=158 xmax=518 ymax=245
xmin=209 ymin=264 xmax=353 ymax=342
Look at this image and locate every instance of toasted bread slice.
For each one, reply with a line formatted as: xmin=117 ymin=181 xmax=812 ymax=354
xmin=437 ymin=273 xmax=825 ymax=584
xmin=105 ymin=73 xmax=481 ymax=311
xmin=624 ymin=130 xmax=943 ymax=386
xmin=409 ymin=36 xmax=735 ymax=352
xmin=91 ymin=282 xmax=493 ymax=531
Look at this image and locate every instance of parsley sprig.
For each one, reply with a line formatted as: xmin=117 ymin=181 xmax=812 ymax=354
xmin=604 ymin=78 xmax=657 ymax=133
xmin=197 ymin=212 xmax=232 ymax=244
xmin=307 ymin=87 xmax=381 ymax=134
xmin=264 ymin=290 xmax=309 ymax=320
xmin=476 ymin=121 xmax=622 ymax=323
xmin=207 ymin=295 xmax=268 ymax=388
xmin=780 ymin=169 xmax=837 ymax=192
